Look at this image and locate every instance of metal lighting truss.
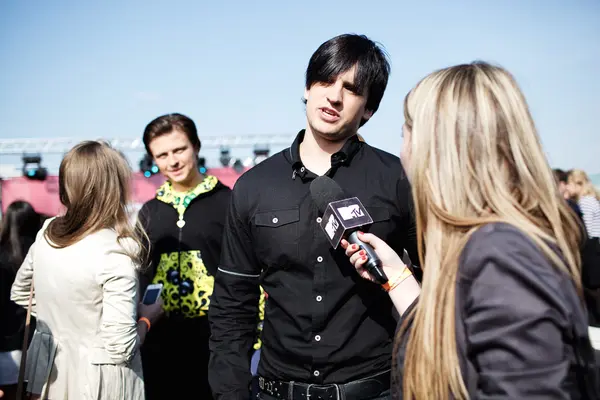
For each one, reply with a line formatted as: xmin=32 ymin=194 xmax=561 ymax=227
xmin=0 ymin=134 xmax=296 ymax=155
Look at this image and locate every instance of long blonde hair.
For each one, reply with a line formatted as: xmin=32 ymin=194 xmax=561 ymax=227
xmin=45 ymin=141 xmax=148 ymax=265
xmin=568 ymin=169 xmax=600 ymax=200
xmin=400 ymin=62 xmax=582 ymax=399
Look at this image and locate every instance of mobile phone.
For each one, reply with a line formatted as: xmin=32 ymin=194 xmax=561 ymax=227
xmin=142 ymin=283 xmax=163 ymax=305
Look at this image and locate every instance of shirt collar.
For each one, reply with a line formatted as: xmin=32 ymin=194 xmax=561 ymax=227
xmin=289 ymin=129 xmax=364 ymax=180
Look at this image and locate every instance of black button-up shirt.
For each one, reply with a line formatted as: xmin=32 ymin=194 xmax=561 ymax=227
xmin=208 ymin=130 xmax=418 ymax=400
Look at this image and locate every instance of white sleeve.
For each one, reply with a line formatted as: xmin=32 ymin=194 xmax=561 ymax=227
xmin=95 ymin=250 xmax=140 ymax=365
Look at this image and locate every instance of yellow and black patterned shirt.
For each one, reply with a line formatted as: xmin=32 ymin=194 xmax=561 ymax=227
xmin=151 ymin=177 xmax=220 ymax=317
xmin=139 ymin=176 xmax=265 ymax=346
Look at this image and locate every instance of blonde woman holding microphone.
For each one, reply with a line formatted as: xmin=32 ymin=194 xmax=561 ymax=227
xmin=343 ymin=62 xmax=598 ymax=399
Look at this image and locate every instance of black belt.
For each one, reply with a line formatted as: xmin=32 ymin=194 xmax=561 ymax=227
xmin=258 ymin=370 xmax=391 ymax=400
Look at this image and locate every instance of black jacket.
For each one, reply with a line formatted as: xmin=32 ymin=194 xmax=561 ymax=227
xmin=138 ymin=178 xmax=231 ymax=318
xmin=565 ymin=199 xmax=600 ymax=326
xmin=0 ymin=245 xmax=35 ymax=352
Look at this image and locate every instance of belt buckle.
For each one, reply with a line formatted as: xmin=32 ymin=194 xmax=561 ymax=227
xmin=334 ymin=384 xmax=341 ymax=400
xmin=305 ymin=384 xmax=341 ymax=400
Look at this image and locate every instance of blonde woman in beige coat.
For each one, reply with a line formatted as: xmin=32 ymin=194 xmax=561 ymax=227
xmin=11 ymin=141 xmax=163 ymax=399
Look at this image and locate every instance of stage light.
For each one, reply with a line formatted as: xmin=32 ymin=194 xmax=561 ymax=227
xmin=139 ymin=154 xmax=158 ymax=178
xmin=23 ymin=155 xmax=42 ymax=164
xmin=232 ymin=159 xmax=245 ymax=174
xmin=22 ymin=153 xmax=47 ymax=181
xmin=219 ymin=147 xmax=232 ymax=167
xmin=198 ymin=157 xmax=207 ymax=174
xmin=253 ymin=144 xmax=270 ymax=165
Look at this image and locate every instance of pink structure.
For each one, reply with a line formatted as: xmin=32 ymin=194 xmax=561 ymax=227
xmin=1 ymin=167 xmax=247 ymax=216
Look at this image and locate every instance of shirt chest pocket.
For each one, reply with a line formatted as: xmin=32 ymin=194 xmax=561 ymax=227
xmin=364 ymin=206 xmax=393 ymax=238
xmin=367 ymin=206 xmax=390 ymax=223
xmin=253 ymin=208 xmax=300 ymax=268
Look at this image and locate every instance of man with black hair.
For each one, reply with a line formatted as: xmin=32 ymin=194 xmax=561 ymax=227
xmin=208 ymin=34 xmax=418 ymax=400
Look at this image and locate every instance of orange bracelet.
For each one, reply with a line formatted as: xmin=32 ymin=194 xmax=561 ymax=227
xmin=138 ymin=317 xmax=151 ymax=331
xmin=382 ymin=267 xmax=413 ymax=292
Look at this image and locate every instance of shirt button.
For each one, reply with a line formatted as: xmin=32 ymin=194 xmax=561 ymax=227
xmin=272 ymin=217 xmax=278 ymax=224
xmin=315 ymin=335 xmax=321 ymax=341
xmin=313 ymin=370 xmax=320 ymax=377
xmin=316 ymin=295 xmax=322 ymax=302
xmin=316 ymin=217 xmax=322 ymax=223
xmin=317 ymin=256 xmax=323 ymax=263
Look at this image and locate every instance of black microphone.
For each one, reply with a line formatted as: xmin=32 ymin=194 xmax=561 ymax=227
xmin=310 ymin=176 xmax=389 ymax=285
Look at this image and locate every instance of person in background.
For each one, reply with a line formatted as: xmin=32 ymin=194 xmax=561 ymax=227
xmin=566 ymin=169 xmax=600 ymax=351
xmin=10 ymin=141 xmax=163 ymax=399
xmin=553 ymin=168 xmax=583 ymax=219
xmin=0 ymin=201 xmax=41 ymax=400
xmin=138 ymin=113 xmax=256 ymax=400
xmin=343 ymin=62 xmax=597 ymax=398
xmin=553 ymin=168 xmax=600 ymax=328
xmin=567 ymin=169 xmax=600 ymax=238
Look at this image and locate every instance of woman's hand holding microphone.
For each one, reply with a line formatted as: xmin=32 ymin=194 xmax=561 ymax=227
xmin=341 ymin=231 xmax=421 ymax=315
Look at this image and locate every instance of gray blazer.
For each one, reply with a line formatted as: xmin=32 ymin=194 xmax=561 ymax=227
xmin=394 ymin=223 xmax=598 ymax=399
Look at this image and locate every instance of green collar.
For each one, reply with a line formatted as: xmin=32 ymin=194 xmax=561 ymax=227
xmin=156 ymin=175 xmax=219 ymax=226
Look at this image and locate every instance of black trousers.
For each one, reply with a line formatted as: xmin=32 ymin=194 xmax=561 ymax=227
xmin=141 ymin=316 xmax=213 ymax=400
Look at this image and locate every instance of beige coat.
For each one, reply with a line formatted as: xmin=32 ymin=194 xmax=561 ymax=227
xmin=11 ymin=219 xmax=144 ymax=399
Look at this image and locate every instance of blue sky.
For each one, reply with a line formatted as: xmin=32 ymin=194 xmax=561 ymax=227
xmin=1 ymin=0 xmax=599 ymax=174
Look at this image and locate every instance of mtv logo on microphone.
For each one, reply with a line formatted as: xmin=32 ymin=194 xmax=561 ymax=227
xmin=324 ymin=214 xmax=340 ymax=240
xmin=319 ymin=197 xmax=373 ymax=249
xmin=337 ymin=204 xmax=365 ymax=220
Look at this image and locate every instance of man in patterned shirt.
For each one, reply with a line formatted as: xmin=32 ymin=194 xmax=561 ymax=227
xmin=138 ymin=113 xmax=233 ymax=400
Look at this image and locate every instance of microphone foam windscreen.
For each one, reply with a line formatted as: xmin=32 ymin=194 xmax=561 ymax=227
xmin=310 ymin=176 xmax=346 ymax=213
